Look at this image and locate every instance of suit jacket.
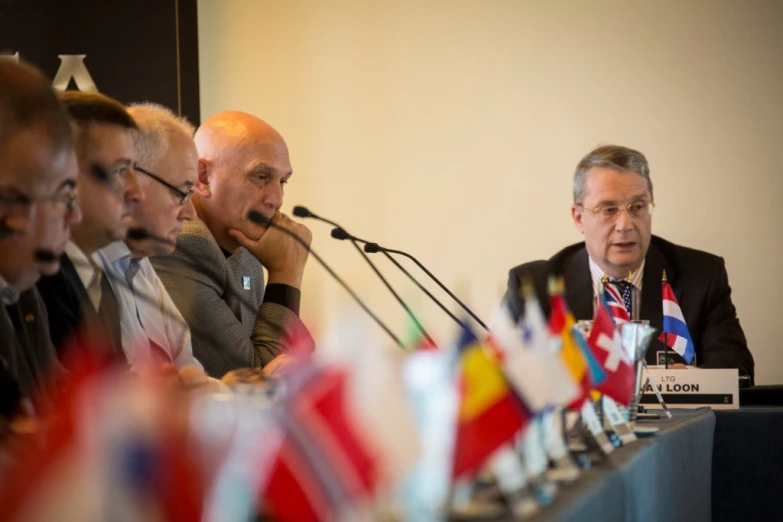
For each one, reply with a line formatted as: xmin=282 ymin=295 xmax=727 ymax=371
xmin=36 ymin=253 xmax=122 ymax=365
xmin=151 ymin=217 xmax=315 ymax=378
xmin=506 ymin=235 xmax=754 ymax=383
xmin=0 ymin=288 xmax=63 ymax=420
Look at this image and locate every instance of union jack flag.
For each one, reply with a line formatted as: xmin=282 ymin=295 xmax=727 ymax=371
xmin=603 ymin=282 xmax=631 ymax=325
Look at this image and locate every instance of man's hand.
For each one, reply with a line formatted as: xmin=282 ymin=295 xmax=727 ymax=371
xmin=262 ymin=353 xmax=297 ymax=377
xmin=158 ymin=364 xmax=226 ymax=394
xmin=667 ymin=363 xmax=688 ymax=369
xmin=228 ymin=212 xmax=311 ymax=288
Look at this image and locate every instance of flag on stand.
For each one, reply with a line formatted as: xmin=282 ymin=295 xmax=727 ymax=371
xmin=0 ymin=349 xmax=208 ymax=522
xmin=548 ymin=279 xmax=606 ymax=408
xmin=658 ymin=271 xmax=695 ymax=364
xmin=261 ymin=365 xmax=379 ymax=521
xmin=489 ymin=296 xmax=577 ymax=411
xmin=452 ymin=327 xmax=530 ymax=479
xmin=520 ymin=286 xmax=580 ymax=407
xmin=603 ymin=280 xmax=631 ymax=324
xmin=587 ymin=296 xmax=635 ymax=406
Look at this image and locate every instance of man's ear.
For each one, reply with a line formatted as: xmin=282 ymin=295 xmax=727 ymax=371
xmin=196 ymin=158 xmax=211 ymax=197
xmin=571 ymin=204 xmax=585 ymax=234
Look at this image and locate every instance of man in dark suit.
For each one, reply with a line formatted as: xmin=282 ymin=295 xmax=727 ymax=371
xmin=506 ymin=145 xmax=754 ymax=383
xmin=0 ymin=59 xmax=81 ymax=424
xmin=36 ymin=91 xmax=143 ymax=364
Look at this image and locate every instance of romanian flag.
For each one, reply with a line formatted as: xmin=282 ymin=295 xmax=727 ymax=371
xmin=452 ymin=327 xmax=530 ymax=479
xmin=548 ymin=290 xmax=606 ymax=409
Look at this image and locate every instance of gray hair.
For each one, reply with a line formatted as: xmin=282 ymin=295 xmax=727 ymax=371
xmin=573 ymin=145 xmax=653 ymax=203
xmin=126 ymin=102 xmax=195 ymax=169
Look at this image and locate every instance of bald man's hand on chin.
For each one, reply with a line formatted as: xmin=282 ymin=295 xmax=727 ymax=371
xmin=228 ymin=212 xmax=312 ymax=289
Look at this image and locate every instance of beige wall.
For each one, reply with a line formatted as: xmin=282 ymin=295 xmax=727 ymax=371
xmin=197 ymin=0 xmax=783 ymax=384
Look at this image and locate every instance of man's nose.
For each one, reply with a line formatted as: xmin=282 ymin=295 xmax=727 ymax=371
xmin=124 ymin=168 xmax=145 ymax=203
xmin=615 ymin=207 xmax=633 ymax=232
xmin=262 ymin=181 xmax=284 ymax=212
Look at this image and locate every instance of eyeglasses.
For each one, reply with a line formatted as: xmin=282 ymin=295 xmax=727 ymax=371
xmin=91 ymin=163 xmax=133 ymax=193
xmin=46 ymin=188 xmax=79 ymax=215
xmin=0 ymin=186 xmax=78 ymax=215
xmin=134 ymin=166 xmax=194 ymax=206
xmin=579 ymin=201 xmax=655 ymax=222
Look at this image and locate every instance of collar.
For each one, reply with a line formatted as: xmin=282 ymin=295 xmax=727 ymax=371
xmin=98 ymin=240 xmax=134 ymax=266
xmin=588 ymin=257 xmax=645 ymax=297
xmin=64 ymin=241 xmax=101 ymax=290
xmin=0 ymin=271 xmax=19 ymax=305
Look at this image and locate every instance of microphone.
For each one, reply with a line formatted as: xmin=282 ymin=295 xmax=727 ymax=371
xmin=331 ymin=227 xmax=468 ymax=330
xmin=295 ymin=208 xmax=436 ymax=346
xmin=247 ymin=211 xmax=404 ymax=349
xmin=363 ymin=242 xmax=488 ymax=331
xmin=295 ymin=206 xmax=486 ymax=331
xmin=126 ymin=227 xmax=175 ymax=246
xmin=34 ymin=249 xmax=60 ymax=264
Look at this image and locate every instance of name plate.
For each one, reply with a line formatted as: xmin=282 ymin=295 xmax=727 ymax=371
xmin=640 ymin=368 xmax=739 ymax=409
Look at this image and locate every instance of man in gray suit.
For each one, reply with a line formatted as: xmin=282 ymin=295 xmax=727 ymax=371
xmin=0 ymin=59 xmax=81 ymax=424
xmin=152 ymin=111 xmax=314 ymax=378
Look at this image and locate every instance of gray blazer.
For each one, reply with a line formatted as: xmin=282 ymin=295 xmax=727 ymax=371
xmin=151 ymin=217 xmax=314 ymax=378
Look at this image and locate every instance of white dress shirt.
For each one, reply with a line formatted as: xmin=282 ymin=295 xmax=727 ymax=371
xmin=96 ymin=241 xmax=203 ymax=372
xmin=64 ymin=240 xmax=103 ymax=309
xmin=0 ymin=271 xmax=18 ymax=305
xmin=588 ymin=257 xmax=645 ymax=320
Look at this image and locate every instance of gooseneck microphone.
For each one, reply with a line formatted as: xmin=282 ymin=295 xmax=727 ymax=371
xmin=294 ymin=207 xmax=435 ymax=346
xmin=331 ymin=227 xmax=468 ymax=330
xmin=247 ymin=211 xmax=404 ymax=349
xmin=126 ymin=227 xmax=175 ymax=245
xmin=363 ymin=241 xmax=488 ymax=331
xmin=294 ymin=205 xmax=487 ymax=331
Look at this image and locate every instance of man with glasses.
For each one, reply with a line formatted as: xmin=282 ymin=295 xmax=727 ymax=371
xmin=97 ymin=103 xmax=204 ymax=372
xmin=0 ymin=59 xmax=81 ymax=424
xmin=151 ymin=111 xmax=314 ymax=378
xmin=37 ymin=91 xmax=144 ymax=363
xmin=505 ymin=145 xmax=753 ymax=381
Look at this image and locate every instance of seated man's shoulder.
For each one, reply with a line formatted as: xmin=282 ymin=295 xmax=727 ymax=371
xmin=652 ymin=236 xmax=725 ymax=274
xmin=175 ymin=218 xmax=220 ymax=253
xmin=152 ymin=218 xmax=226 ymax=284
xmin=510 ymin=241 xmax=585 ymax=281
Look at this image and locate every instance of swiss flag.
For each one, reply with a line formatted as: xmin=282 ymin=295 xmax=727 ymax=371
xmin=587 ymin=299 xmax=635 ymax=406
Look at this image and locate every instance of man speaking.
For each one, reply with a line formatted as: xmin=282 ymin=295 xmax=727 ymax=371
xmin=506 ymin=145 xmax=754 ymax=383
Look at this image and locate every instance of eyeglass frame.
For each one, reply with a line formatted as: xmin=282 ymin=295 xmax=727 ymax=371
xmin=0 ymin=185 xmax=78 ymax=215
xmin=577 ymin=200 xmax=655 ymax=221
xmin=133 ymin=166 xmax=195 ymax=206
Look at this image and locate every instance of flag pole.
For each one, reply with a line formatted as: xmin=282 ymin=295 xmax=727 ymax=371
xmin=662 ymin=270 xmax=669 ymax=370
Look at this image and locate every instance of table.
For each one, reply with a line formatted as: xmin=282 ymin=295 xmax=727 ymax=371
xmin=712 ymin=407 xmax=783 ymax=522
xmin=527 ymin=408 xmax=715 ymax=522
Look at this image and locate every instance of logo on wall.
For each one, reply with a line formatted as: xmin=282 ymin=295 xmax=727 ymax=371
xmin=3 ymin=52 xmax=98 ymax=92
xmin=0 ymin=0 xmax=200 ymax=123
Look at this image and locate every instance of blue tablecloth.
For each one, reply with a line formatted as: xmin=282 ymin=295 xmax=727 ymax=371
xmin=528 ymin=408 xmax=715 ymax=522
xmin=712 ymin=407 xmax=783 ymax=522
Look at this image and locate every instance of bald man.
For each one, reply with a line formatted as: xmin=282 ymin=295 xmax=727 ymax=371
xmin=151 ymin=111 xmax=314 ymax=378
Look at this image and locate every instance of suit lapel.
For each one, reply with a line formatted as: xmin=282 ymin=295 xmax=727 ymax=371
xmin=640 ymin=241 xmax=675 ymax=331
xmin=563 ymin=247 xmax=594 ymax=321
xmin=640 ymin=241 xmax=679 ymax=364
xmin=60 ymin=254 xmax=96 ymax=318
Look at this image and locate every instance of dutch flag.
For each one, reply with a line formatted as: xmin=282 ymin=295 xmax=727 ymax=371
xmin=658 ymin=280 xmax=695 ymax=364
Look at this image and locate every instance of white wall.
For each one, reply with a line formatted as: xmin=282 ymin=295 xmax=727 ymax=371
xmin=197 ymin=0 xmax=783 ymax=384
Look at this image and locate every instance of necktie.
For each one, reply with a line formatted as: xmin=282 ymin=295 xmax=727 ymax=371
xmin=97 ymin=271 xmax=123 ymax=356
